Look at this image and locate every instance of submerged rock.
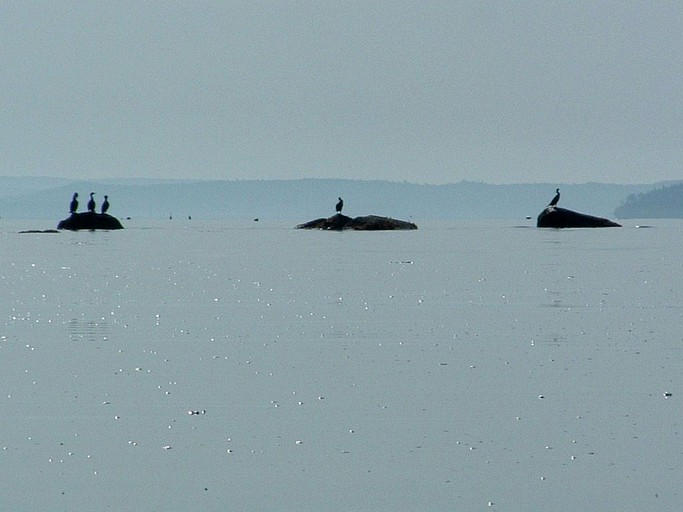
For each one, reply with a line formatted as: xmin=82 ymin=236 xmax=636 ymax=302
xmin=297 ymin=214 xmax=417 ymax=231
xmin=57 ymin=212 xmax=124 ymax=231
xmin=536 ymin=206 xmax=621 ymax=228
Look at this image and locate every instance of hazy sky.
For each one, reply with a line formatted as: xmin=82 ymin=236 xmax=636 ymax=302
xmin=2 ymin=1 xmax=682 ymax=184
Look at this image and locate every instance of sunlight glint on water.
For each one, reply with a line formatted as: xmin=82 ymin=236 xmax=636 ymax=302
xmin=1 ymin=219 xmax=681 ymax=511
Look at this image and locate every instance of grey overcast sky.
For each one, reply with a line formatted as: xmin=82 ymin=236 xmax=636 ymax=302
xmin=1 ymin=1 xmax=682 ymax=184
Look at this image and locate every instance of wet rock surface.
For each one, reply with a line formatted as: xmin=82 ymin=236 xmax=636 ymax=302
xmin=297 ymin=214 xmax=417 ymax=231
xmin=57 ymin=212 xmax=124 ymax=231
xmin=537 ymin=207 xmax=621 ymax=228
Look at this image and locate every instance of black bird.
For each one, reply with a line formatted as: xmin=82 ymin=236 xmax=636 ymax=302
xmin=336 ymin=197 xmax=344 ymax=214
xmin=70 ymin=193 xmax=79 ymax=214
xmin=548 ymin=188 xmax=560 ymax=207
xmin=101 ymin=195 xmax=110 ymax=214
xmin=87 ymin=192 xmax=96 ymax=213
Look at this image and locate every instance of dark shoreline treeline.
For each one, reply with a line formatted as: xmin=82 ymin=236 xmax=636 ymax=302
xmin=615 ymin=182 xmax=683 ymax=219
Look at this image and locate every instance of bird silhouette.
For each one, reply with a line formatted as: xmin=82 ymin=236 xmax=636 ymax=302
xmin=70 ymin=193 xmax=79 ymax=214
xmin=87 ymin=192 xmax=96 ymax=213
xmin=548 ymin=188 xmax=560 ymax=207
xmin=101 ymin=195 xmax=110 ymax=214
xmin=336 ymin=197 xmax=344 ymax=214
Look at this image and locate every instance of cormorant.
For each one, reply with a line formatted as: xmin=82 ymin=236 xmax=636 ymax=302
xmin=548 ymin=188 xmax=560 ymax=207
xmin=87 ymin=192 xmax=96 ymax=213
xmin=101 ymin=195 xmax=110 ymax=214
xmin=336 ymin=197 xmax=344 ymax=214
xmin=70 ymin=193 xmax=79 ymax=214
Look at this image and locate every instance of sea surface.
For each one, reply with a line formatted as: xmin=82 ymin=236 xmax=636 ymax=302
xmin=1 ymin=219 xmax=681 ymax=511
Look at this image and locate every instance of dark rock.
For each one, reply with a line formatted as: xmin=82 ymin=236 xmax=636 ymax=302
xmin=297 ymin=214 xmax=417 ymax=231
xmin=537 ymin=206 xmax=621 ymax=228
xmin=57 ymin=212 xmax=124 ymax=231
xmin=19 ymin=229 xmax=60 ymax=234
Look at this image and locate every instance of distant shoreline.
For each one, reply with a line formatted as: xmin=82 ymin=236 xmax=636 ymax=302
xmin=0 ymin=177 xmax=676 ymax=221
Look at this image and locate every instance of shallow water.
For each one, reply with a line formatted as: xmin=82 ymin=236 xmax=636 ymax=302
xmin=1 ymin=219 xmax=681 ymax=511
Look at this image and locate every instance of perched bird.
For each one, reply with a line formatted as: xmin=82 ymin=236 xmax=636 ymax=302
xmin=336 ymin=197 xmax=344 ymax=214
xmin=87 ymin=192 xmax=96 ymax=213
xmin=70 ymin=193 xmax=79 ymax=214
xmin=101 ymin=195 xmax=110 ymax=214
xmin=548 ymin=188 xmax=560 ymax=207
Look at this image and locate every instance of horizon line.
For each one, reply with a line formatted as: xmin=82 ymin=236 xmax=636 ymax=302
xmin=0 ymin=175 xmax=676 ymax=187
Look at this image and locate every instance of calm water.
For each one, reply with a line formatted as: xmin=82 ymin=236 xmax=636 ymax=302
xmin=1 ymin=219 xmax=681 ymax=511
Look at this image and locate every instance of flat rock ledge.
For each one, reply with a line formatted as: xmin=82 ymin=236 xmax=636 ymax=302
xmin=58 ymin=212 xmax=124 ymax=231
xmin=537 ymin=206 xmax=621 ymax=228
xmin=297 ymin=214 xmax=417 ymax=231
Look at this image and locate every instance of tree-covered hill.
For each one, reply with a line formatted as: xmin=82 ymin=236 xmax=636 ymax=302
xmin=614 ymin=182 xmax=683 ymax=218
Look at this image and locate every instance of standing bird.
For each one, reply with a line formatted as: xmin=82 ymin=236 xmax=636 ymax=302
xmin=69 ymin=193 xmax=79 ymax=214
xmin=548 ymin=188 xmax=560 ymax=207
xmin=87 ymin=192 xmax=96 ymax=213
xmin=336 ymin=197 xmax=344 ymax=215
xmin=101 ymin=195 xmax=110 ymax=214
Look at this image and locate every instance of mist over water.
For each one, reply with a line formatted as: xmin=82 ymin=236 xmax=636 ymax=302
xmin=1 ymin=219 xmax=681 ymax=511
